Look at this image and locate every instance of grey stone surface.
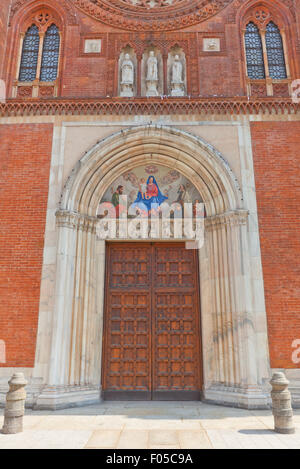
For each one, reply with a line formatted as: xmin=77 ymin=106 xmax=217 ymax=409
xmin=0 ymin=401 xmax=300 ymax=449
xmin=1 ymin=373 xmax=27 ymax=434
xmin=270 ymin=372 xmax=295 ymax=434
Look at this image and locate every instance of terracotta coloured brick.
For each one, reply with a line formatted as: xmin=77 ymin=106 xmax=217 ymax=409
xmin=251 ymin=122 xmax=300 ymax=369
xmin=0 ymin=124 xmax=53 ymax=367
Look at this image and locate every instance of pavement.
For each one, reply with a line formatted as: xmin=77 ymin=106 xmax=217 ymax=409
xmin=0 ymin=401 xmax=300 ymax=449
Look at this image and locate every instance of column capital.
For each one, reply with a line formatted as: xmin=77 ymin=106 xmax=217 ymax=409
xmin=205 ymin=210 xmax=249 ymax=231
xmin=55 ymin=210 xmax=98 ymax=233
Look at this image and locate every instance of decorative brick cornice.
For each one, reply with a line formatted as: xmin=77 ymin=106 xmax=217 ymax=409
xmin=0 ymin=97 xmax=299 ymax=117
xmin=72 ymin=0 xmax=234 ymax=32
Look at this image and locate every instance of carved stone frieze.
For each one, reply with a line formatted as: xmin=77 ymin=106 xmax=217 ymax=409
xmin=205 ymin=210 xmax=249 ymax=231
xmin=56 ymin=210 xmax=98 ymax=233
xmin=0 ymin=97 xmax=299 ymax=117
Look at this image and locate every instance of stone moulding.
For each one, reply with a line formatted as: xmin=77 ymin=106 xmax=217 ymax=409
xmin=0 ymin=97 xmax=299 ymax=117
xmin=56 ymin=210 xmax=98 ymax=233
xmin=205 ymin=210 xmax=249 ymax=231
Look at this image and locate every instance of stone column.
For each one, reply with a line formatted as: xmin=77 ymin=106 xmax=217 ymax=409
xmin=202 ymin=210 xmax=270 ymax=408
xmin=163 ymin=53 xmax=168 ymax=95
xmin=48 ymin=211 xmax=78 ymax=387
xmin=270 ymin=372 xmax=295 ymax=434
xmin=137 ymin=54 xmax=142 ymax=97
xmin=2 ymin=373 xmax=27 ymax=434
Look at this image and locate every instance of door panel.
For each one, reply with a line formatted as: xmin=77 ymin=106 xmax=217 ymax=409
xmin=152 ymin=245 xmax=201 ymax=400
xmin=102 ymin=242 xmax=202 ymax=400
xmin=102 ymin=244 xmax=152 ymax=400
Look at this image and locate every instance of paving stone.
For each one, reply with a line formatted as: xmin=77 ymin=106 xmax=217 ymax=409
xmin=149 ymin=445 xmax=181 ymax=449
xmin=124 ymin=418 xmax=182 ymax=430
xmin=85 ymin=429 xmax=121 ymax=448
xmin=0 ymin=402 xmax=300 ymax=449
xmin=117 ymin=429 xmax=149 ymax=449
xmin=31 ymin=415 xmax=99 ymax=431
xmin=0 ymin=430 xmax=92 ymax=449
xmin=149 ymin=430 xmax=179 ymax=446
xmin=178 ymin=430 xmax=212 ymax=448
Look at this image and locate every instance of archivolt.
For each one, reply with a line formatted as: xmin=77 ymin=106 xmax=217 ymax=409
xmin=60 ymin=125 xmax=243 ymax=217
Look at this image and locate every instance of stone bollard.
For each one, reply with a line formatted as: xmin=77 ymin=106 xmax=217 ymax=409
xmin=270 ymin=371 xmax=295 ymax=434
xmin=1 ymin=373 xmax=28 ymax=434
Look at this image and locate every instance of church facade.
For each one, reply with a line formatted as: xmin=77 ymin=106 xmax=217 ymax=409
xmin=0 ymin=0 xmax=299 ymax=409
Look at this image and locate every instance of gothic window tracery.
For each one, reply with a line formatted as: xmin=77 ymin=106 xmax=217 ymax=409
xmin=265 ymin=21 xmax=287 ymax=80
xmin=15 ymin=9 xmax=62 ymax=98
xmin=244 ymin=22 xmax=265 ymax=80
xmin=18 ymin=25 xmax=40 ymax=82
xmin=243 ymin=5 xmax=290 ymax=97
xmin=40 ymin=24 xmax=60 ymax=82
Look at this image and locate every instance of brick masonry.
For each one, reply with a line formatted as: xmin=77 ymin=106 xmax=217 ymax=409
xmin=0 ymin=0 xmax=299 ymax=376
xmin=3 ymin=0 xmax=300 ymax=99
xmin=0 ymin=123 xmax=53 ymax=367
xmin=251 ymin=121 xmax=300 ymax=369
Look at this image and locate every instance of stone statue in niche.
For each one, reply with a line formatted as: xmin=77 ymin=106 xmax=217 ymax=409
xmin=171 ymin=55 xmax=185 ymax=97
xmin=146 ymin=51 xmax=159 ymax=97
xmin=120 ymin=53 xmax=134 ymax=97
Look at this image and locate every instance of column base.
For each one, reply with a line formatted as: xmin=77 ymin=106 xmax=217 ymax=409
xmin=34 ymin=385 xmax=102 ymax=410
xmin=203 ymin=384 xmax=271 ymax=409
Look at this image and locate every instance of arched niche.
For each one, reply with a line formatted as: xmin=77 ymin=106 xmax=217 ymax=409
xmin=167 ymin=46 xmax=187 ymax=97
xmin=118 ymin=46 xmax=137 ymax=97
xmin=141 ymin=47 xmax=163 ymax=97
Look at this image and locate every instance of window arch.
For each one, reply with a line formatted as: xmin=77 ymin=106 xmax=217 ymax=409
xmin=265 ymin=21 xmax=287 ymax=80
xmin=40 ymin=24 xmax=60 ymax=82
xmin=18 ymin=25 xmax=40 ymax=82
xmin=14 ymin=9 xmax=62 ymax=98
xmin=242 ymin=4 xmax=291 ymax=97
xmin=244 ymin=22 xmax=265 ymax=80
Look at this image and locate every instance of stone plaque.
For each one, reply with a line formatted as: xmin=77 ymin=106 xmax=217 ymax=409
xmin=84 ymin=39 xmax=102 ymax=54
xmin=203 ymin=38 xmax=220 ymax=52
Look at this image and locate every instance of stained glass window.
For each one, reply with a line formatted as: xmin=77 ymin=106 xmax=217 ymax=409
xmin=40 ymin=24 xmax=60 ymax=82
xmin=244 ymin=22 xmax=265 ymax=79
xmin=18 ymin=25 xmax=40 ymax=82
xmin=265 ymin=22 xmax=287 ymax=80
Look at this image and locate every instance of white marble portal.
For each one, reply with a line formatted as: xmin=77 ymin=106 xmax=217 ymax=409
xmin=1 ymin=118 xmax=300 ymax=410
xmin=18 ymin=123 xmax=272 ymax=410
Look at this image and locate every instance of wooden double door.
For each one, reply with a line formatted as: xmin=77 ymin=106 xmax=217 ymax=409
xmin=102 ymin=242 xmax=202 ymax=400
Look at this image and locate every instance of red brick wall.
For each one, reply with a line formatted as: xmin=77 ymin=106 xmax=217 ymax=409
xmin=251 ymin=122 xmax=300 ymax=369
xmin=0 ymin=124 xmax=53 ymax=367
xmin=3 ymin=1 xmax=299 ymax=99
